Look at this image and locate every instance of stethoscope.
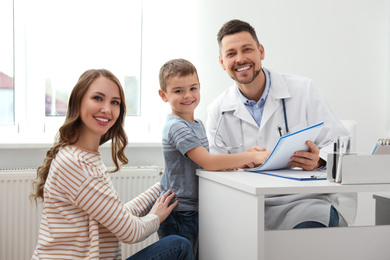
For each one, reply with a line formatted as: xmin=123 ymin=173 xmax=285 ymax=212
xmin=214 ymin=98 xmax=289 ymax=151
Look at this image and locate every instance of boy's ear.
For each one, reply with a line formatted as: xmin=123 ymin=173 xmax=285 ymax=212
xmin=158 ymin=89 xmax=168 ymax=102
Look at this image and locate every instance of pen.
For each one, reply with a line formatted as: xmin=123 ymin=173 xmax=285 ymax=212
xmin=278 ymin=126 xmax=283 ymax=137
xmin=331 ymin=139 xmax=337 ymax=180
xmin=346 ymin=136 xmax=351 ymax=154
xmin=335 ymin=138 xmax=344 ymax=183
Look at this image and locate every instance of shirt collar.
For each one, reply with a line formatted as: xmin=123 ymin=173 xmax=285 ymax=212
xmin=237 ymin=68 xmax=271 ymax=105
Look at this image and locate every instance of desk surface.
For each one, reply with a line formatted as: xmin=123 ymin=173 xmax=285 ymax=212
xmin=373 ymin=192 xmax=390 ymax=200
xmin=196 ymin=169 xmax=390 ymax=195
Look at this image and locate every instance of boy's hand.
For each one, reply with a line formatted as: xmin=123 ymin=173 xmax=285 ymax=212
xmin=149 ymin=189 xmax=178 ymax=223
xmin=240 ymin=146 xmax=270 ymax=168
xmin=246 ymin=145 xmax=267 ymax=153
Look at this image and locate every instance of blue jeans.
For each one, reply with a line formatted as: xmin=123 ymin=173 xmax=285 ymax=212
xmin=126 ymin=235 xmax=193 ymax=260
xmin=158 ymin=211 xmax=198 ymax=259
xmin=293 ymin=205 xmax=339 ymax=229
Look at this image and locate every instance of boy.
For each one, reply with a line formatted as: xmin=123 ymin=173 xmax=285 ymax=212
xmin=157 ymin=58 xmax=270 ymax=258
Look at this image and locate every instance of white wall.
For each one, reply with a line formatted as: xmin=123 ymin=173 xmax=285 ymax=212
xmin=195 ymin=0 xmax=390 ymax=154
xmin=1 ymin=0 xmax=389 ymax=168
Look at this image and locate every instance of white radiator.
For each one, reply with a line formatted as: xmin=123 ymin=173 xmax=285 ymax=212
xmin=0 ymin=166 xmax=161 ymax=260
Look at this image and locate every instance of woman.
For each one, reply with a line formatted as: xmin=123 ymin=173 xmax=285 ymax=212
xmin=31 ymin=69 xmax=193 ymax=260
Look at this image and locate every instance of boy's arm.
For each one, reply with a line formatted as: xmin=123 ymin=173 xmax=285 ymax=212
xmin=186 ymin=146 xmax=270 ymax=171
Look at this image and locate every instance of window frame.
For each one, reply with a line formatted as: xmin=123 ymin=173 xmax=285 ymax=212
xmin=0 ymin=0 xmax=15 ymax=130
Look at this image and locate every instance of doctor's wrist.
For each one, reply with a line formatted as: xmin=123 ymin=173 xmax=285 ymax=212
xmin=316 ymin=158 xmax=326 ymax=169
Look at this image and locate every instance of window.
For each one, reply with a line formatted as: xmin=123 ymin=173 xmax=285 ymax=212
xmin=2 ymin=0 xmax=198 ymax=144
xmin=5 ymin=0 xmax=142 ymax=139
xmin=30 ymin=1 xmax=142 ymax=118
xmin=0 ymin=0 xmax=14 ymax=126
xmin=26 ymin=0 xmax=142 ymax=137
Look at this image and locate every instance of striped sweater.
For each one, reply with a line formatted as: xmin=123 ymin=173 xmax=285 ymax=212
xmin=32 ymin=145 xmax=161 ymax=259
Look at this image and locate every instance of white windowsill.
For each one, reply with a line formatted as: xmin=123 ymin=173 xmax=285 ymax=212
xmin=0 ymin=142 xmax=162 ymax=149
xmin=0 ymin=136 xmax=162 ymax=149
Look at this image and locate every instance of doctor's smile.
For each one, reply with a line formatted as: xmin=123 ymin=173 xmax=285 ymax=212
xmin=235 ymin=65 xmax=252 ymax=72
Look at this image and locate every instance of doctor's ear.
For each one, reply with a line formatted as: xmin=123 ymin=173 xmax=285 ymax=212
xmin=219 ymin=56 xmax=226 ymax=70
xmin=158 ymin=89 xmax=168 ymax=102
xmin=259 ymin=44 xmax=265 ymax=60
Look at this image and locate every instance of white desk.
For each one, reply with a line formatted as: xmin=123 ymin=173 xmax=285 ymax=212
xmin=197 ymin=169 xmax=390 ymax=260
xmin=373 ymin=193 xmax=390 ymax=225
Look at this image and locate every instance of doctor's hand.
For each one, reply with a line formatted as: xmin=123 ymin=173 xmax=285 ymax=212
xmin=240 ymin=146 xmax=270 ymax=169
xmin=288 ymin=141 xmax=326 ymax=171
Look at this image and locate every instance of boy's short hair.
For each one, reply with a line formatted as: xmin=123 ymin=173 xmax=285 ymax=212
xmin=217 ymin=19 xmax=260 ymax=52
xmin=159 ymin=58 xmax=199 ymax=92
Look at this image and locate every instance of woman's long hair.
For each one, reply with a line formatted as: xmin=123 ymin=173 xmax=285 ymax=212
xmin=31 ymin=69 xmax=128 ymax=202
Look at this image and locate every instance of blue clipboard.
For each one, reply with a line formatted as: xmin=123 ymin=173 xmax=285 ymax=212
xmin=245 ymin=122 xmax=324 ymax=172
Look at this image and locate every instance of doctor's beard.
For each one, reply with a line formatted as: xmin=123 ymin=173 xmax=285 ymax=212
xmin=231 ymin=68 xmax=261 ymax=85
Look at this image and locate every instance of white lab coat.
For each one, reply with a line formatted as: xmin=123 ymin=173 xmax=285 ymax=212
xmin=206 ymin=69 xmax=355 ymax=229
xmin=207 ymin=69 xmax=348 ymax=157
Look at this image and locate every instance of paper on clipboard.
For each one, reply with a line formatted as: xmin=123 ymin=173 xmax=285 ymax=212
xmin=245 ymin=122 xmax=324 ymax=171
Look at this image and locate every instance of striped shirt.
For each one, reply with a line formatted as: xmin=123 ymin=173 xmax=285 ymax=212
xmin=32 ymin=145 xmax=161 ymax=259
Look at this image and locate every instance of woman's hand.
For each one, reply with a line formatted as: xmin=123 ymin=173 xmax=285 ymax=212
xmin=149 ymin=189 xmax=178 ymax=223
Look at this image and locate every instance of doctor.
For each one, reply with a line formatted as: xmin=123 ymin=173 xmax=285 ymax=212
xmin=206 ymin=19 xmax=350 ymax=229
